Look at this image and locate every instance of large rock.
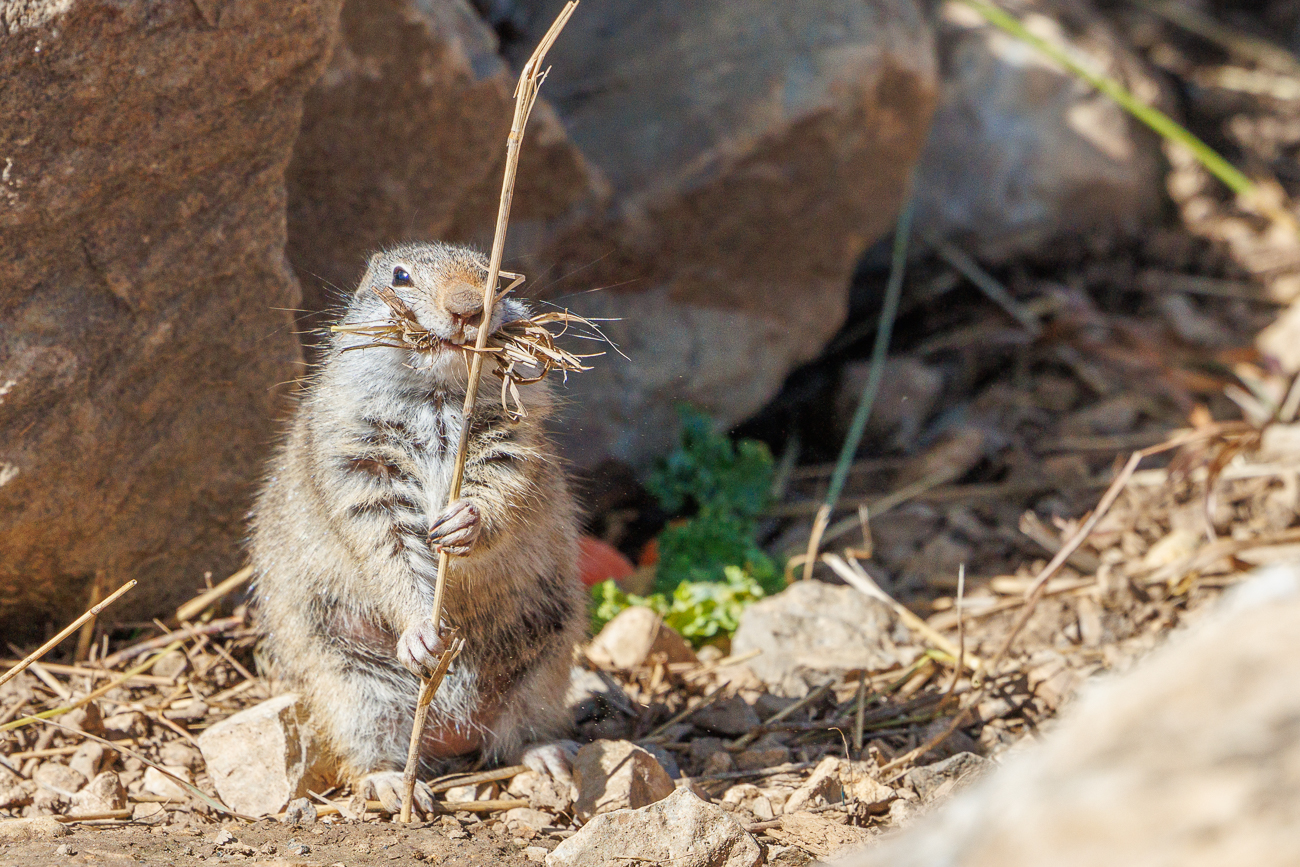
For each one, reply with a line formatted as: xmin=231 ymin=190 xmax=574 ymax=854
xmin=913 ymin=0 xmax=1164 ymax=261
xmin=197 ymin=694 xmax=330 ymax=818
xmin=0 ymin=0 xmax=339 ymax=634
xmin=732 ymin=580 xmax=901 ymax=696
xmin=548 ymin=787 xmax=761 ymax=867
xmin=505 ymin=0 xmax=938 ymax=468
xmin=845 ymin=565 xmax=1300 ymax=867
xmin=285 ymin=0 xmax=603 ymax=334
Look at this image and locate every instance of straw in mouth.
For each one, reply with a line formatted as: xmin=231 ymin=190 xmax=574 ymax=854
xmin=331 ymin=287 xmax=602 ymax=421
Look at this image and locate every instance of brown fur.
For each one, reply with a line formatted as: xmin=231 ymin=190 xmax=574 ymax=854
xmin=250 ymin=242 xmax=584 ymax=785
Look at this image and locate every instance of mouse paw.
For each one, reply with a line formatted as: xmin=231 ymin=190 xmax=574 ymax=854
xmin=360 ymin=771 xmax=434 ymax=817
xmin=520 ymin=740 xmax=580 ymax=786
xmin=396 ymin=617 xmax=448 ymax=677
xmin=428 ymin=499 xmax=481 ymax=556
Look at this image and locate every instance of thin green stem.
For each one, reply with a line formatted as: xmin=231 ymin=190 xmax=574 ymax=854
xmin=960 ymin=0 xmax=1255 ymax=197
xmin=823 ymin=193 xmax=915 ymax=512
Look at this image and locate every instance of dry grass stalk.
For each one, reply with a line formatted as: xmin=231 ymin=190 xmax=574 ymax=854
xmin=398 ymin=0 xmax=580 ymax=823
xmin=0 ymin=579 xmax=135 ymax=691
xmin=174 ymin=565 xmax=253 ymax=624
xmin=336 ymin=303 xmax=600 ymax=422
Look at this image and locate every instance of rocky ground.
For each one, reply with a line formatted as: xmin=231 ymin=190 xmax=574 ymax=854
xmin=5 ymin=0 xmax=1300 ymax=864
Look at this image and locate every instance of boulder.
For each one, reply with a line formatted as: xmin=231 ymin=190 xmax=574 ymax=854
xmin=846 ymin=565 xmax=1300 ymax=867
xmin=285 ymin=0 xmax=603 ymax=335
xmin=913 ymin=0 xmax=1165 ymax=261
xmin=547 ymin=787 xmax=761 ymax=867
xmin=197 ymin=694 xmax=330 ymax=817
xmin=572 ymin=740 xmax=675 ymax=822
xmin=732 ymin=581 xmax=900 ymax=696
xmin=0 ymin=0 xmax=338 ymax=634
xmin=513 ymin=0 xmax=938 ymax=468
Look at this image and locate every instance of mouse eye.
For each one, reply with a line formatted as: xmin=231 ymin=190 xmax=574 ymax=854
xmin=392 ymin=267 xmax=412 ymax=287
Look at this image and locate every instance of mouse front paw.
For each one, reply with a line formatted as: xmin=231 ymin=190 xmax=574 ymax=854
xmin=360 ymin=771 xmax=434 ymax=817
xmin=428 ymin=499 xmax=481 ymax=556
xmin=396 ymin=617 xmax=448 ymax=677
xmin=520 ymin=740 xmax=580 ymax=786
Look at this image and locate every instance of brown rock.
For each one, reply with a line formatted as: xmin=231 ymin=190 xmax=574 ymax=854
xmin=0 ymin=0 xmax=338 ymax=634
xmin=572 ymin=740 xmax=675 ymax=822
xmin=903 ymin=752 xmax=990 ymax=803
xmin=512 ymin=0 xmax=937 ymax=468
xmin=547 ymin=787 xmax=761 ymax=867
xmin=197 ymin=694 xmax=330 ymax=817
xmin=849 ymin=566 xmax=1300 ymax=867
xmin=784 ymin=756 xmax=843 ymax=815
xmin=285 ymin=0 xmax=602 ymax=338
xmin=586 ymin=606 xmax=696 ymax=671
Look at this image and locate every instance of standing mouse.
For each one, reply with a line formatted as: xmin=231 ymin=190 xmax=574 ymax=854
xmin=250 ymin=242 xmax=584 ymax=813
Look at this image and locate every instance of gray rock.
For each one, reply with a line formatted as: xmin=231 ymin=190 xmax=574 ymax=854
xmin=902 ymin=752 xmax=990 ymax=803
xmin=197 ymin=694 xmax=330 ymax=818
xmin=68 ymin=743 xmax=107 ymax=783
xmin=732 ymin=581 xmax=900 ymax=696
xmin=846 ymin=567 xmax=1300 ymax=867
xmin=31 ymin=763 xmax=85 ymax=797
xmin=69 ymin=772 xmax=126 ymax=816
xmin=0 ymin=0 xmax=337 ymax=634
xmin=572 ymin=740 xmax=675 ymax=822
xmin=514 ymin=0 xmax=938 ymax=468
xmin=547 ymin=787 xmax=761 ymax=867
xmin=913 ymin=0 xmax=1164 ymax=261
xmin=690 ymin=694 xmax=760 ymax=737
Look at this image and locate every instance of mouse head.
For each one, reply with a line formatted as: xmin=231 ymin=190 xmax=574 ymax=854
xmin=339 ymin=242 xmax=529 ymax=379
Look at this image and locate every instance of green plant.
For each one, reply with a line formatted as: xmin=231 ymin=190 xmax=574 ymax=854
xmin=647 ymin=405 xmax=782 ymax=595
xmin=590 ymin=566 xmax=767 ymax=647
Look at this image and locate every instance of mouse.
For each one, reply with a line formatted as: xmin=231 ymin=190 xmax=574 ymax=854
xmin=249 ymin=241 xmax=585 ymax=815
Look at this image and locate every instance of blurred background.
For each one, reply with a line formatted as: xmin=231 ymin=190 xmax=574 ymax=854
xmin=3 ymin=0 xmax=1300 ymax=637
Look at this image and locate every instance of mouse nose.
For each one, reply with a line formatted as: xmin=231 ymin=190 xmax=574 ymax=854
xmin=444 ymin=280 xmax=484 ymax=335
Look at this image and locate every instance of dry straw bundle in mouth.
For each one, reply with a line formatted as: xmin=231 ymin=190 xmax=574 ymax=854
xmin=333 ymin=283 xmax=602 ymax=421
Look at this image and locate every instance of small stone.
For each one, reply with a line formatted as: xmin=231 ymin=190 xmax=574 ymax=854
xmin=766 ymin=811 xmax=873 ymax=860
xmin=150 ymin=650 xmax=188 ymax=680
xmin=32 ymin=763 xmax=87 ymax=797
xmin=525 ymin=846 xmax=550 ymax=863
xmin=0 ymin=816 xmax=68 ymax=841
xmin=158 ymin=740 xmax=202 ymax=771
xmin=783 ymin=756 xmax=843 ymax=814
xmin=213 ymin=828 xmax=237 ymax=846
xmin=636 ymin=742 xmax=680 ymax=779
xmin=286 ymin=840 xmax=310 ymax=856
xmin=55 ymin=843 xmax=75 ymax=855
xmin=586 ymin=607 xmax=697 ymax=671
xmin=572 ymin=740 xmax=675 ymax=822
xmin=131 ymin=802 xmax=167 ymax=824
xmin=508 ymin=770 xmax=575 ymax=815
xmin=503 ymin=807 xmax=553 ymax=838
xmin=546 ymin=788 xmax=760 ymax=867
xmin=142 ymin=765 xmax=192 ymax=801
xmin=722 ymin=784 xmax=775 ymax=821
xmin=102 ymin=711 xmax=148 ymax=739
xmin=68 ymin=742 xmax=107 ymax=782
xmin=702 ymin=752 xmax=734 ymax=775
xmin=196 ymin=694 xmax=329 ymax=817
xmin=734 ymin=746 xmax=790 ymax=771
xmin=62 ymin=703 xmax=104 ymax=736
xmin=903 ymin=752 xmax=991 ymax=803
xmin=282 ymin=797 xmax=317 ymax=825
xmin=69 ymin=772 xmax=126 ymax=815
xmin=690 ymin=695 xmax=760 ymax=737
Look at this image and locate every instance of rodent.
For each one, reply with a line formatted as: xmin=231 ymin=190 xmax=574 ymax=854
xmin=249 ymin=241 xmax=584 ymax=813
